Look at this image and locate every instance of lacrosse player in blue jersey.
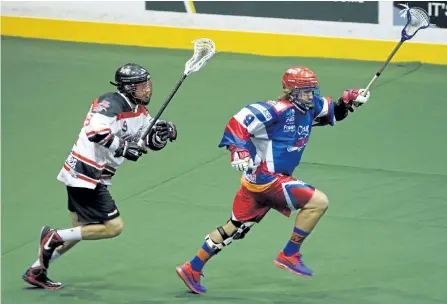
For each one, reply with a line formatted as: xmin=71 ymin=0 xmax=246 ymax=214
xmin=176 ymin=66 xmax=370 ymax=294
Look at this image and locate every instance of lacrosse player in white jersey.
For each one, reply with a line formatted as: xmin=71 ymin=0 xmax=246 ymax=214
xmin=23 ymin=63 xmax=177 ymax=290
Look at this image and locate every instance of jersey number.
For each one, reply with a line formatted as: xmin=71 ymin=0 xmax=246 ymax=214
xmin=83 ymin=113 xmax=93 ymax=127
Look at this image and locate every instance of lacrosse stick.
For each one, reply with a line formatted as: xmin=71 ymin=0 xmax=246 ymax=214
xmin=138 ymin=38 xmax=216 ymax=147
xmin=361 ymin=5 xmax=430 ymax=97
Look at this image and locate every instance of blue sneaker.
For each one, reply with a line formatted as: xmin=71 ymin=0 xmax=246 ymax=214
xmin=273 ymin=251 xmax=313 ymax=277
xmin=176 ymin=262 xmax=206 ymax=294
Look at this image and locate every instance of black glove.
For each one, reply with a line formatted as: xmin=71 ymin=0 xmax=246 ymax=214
xmin=114 ymin=140 xmax=147 ymax=161
xmin=155 ymin=121 xmax=177 ymax=142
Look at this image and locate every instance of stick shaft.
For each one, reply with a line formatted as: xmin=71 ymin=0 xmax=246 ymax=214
xmin=364 ymin=40 xmax=404 ymax=93
xmin=140 ymin=74 xmax=187 ymax=141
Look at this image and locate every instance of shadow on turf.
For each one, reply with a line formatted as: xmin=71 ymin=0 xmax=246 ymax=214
xmin=22 ymin=276 xmax=446 ymax=304
xmin=175 ymin=290 xmax=248 ymax=302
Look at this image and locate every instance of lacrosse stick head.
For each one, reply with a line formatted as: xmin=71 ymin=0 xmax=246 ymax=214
xmin=399 ymin=5 xmax=430 ymax=41
xmin=184 ymin=38 xmax=216 ymax=76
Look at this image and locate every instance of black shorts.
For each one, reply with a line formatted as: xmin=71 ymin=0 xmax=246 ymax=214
xmin=67 ymin=183 xmax=120 ymax=224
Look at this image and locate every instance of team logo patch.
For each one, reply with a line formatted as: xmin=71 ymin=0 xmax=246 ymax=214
xmin=67 ymin=154 xmax=78 ymax=170
xmin=286 ymin=68 xmax=299 ymax=74
xmin=120 ymin=67 xmax=132 ymax=75
xmin=92 ymin=100 xmax=110 ymax=112
xmin=65 ymin=155 xmax=79 ymax=178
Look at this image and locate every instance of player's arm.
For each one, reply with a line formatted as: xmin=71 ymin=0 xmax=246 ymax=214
xmin=84 ymin=100 xmax=145 ymax=161
xmin=218 ymin=102 xmax=277 ymax=171
xmin=312 ymin=96 xmax=336 ymax=127
xmin=142 ymin=115 xmax=177 ymax=151
xmin=313 ymin=89 xmax=370 ymax=126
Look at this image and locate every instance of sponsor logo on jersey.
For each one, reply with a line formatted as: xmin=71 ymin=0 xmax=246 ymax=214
xmin=287 ymin=137 xmax=309 ymax=152
xmin=287 ymin=125 xmax=310 ymax=152
xmin=297 ymin=125 xmax=309 ymax=136
xmin=284 ymin=125 xmax=296 ymax=132
xmin=251 ymin=104 xmax=272 ymax=121
xmin=283 ymin=109 xmax=296 ymax=133
xmin=122 ymin=126 xmax=144 ymax=143
xmin=285 ymin=109 xmax=295 ymax=123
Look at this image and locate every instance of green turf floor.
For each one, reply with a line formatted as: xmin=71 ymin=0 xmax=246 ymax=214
xmin=2 ymin=36 xmax=447 ymax=304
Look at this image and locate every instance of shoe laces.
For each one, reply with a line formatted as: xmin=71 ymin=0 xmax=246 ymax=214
xmin=288 ymin=252 xmax=303 ymax=265
xmin=188 ymin=268 xmax=204 ymax=282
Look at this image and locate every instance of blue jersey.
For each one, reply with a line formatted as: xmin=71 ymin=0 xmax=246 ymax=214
xmin=219 ymin=96 xmax=335 ymax=189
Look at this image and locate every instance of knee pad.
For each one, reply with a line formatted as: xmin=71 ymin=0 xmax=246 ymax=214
xmin=204 ymin=220 xmax=255 ymax=253
xmin=230 ymin=219 xmax=255 ymax=240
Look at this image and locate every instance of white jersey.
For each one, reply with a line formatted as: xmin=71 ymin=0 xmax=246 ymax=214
xmin=57 ymin=92 xmax=153 ymax=189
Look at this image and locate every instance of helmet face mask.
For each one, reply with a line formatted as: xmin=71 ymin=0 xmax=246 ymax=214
xmin=290 ymin=87 xmax=319 ymax=113
xmin=122 ymin=78 xmax=152 ymax=105
xmin=281 ymin=67 xmax=320 ymax=113
xmin=112 ymin=63 xmax=152 ymax=105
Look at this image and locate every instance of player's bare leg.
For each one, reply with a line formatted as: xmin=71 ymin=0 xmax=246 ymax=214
xmin=38 ymin=215 xmax=124 ymax=266
xmin=77 ymin=216 xmax=124 ymax=240
xmin=294 ymin=189 xmax=329 ymax=232
xmin=176 ymin=219 xmax=253 ymax=294
xmin=274 ymin=189 xmax=329 ymax=277
xmin=39 ymin=216 xmax=124 ymax=267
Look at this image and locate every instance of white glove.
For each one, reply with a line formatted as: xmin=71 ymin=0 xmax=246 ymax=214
xmin=232 ymin=157 xmax=253 ymax=172
xmin=354 ymin=89 xmax=370 ymax=104
xmin=230 ymin=147 xmax=254 ymax=172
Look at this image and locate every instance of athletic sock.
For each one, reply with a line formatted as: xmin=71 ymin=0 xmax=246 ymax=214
xmin=283 ymin=227 xmax=309 ymax=256
xmin=190 ymin=242 xmax=217 ymax=272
